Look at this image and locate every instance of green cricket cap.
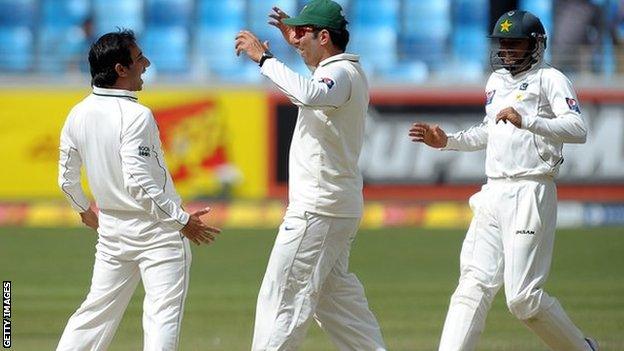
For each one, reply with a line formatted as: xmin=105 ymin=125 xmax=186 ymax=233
xmin=282 ymin=0 xmax=348 ymax=30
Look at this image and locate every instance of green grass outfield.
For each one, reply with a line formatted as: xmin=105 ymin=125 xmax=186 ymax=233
xmin=1 ymin=226 xmax=623 ymax=351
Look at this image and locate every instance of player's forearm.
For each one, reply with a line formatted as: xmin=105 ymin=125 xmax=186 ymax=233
xmin=261 ymin=58 xmax=343 ymax=108
xmin=59 ymin=182 xmax=90 ymax=212
xmin=444 ymin=123 xmax=488 ymax=151
xmin=58 ymin=147 xmax=90 ymax=212
xmin=122 ymin=165 xmax=189 ymax=230
xmin=524 ymin=114 xmax=587 ymax=143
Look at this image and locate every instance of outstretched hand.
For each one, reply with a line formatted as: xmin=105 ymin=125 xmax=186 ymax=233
xmin=268 ymin=7 xmax=297 ymax=46
xmin=409 ymin=122 xmax=448 ymax=148
xmin=235 ymin=30 xmax=270 ymax=63
xmin=180 ymin=207 xmax=222 ymax=246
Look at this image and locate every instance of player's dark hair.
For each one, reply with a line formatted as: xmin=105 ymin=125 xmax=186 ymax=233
xmin=313 ymin=27 xmax=350 ymax=52
xmin=88 ymin=29 xmax=137 ymax=88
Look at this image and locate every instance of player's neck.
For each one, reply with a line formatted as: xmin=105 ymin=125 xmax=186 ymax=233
xmin=110 ymin=79 xmax=139 ymax=92
xmin=317 ymin=47 xmax=344 ymax=65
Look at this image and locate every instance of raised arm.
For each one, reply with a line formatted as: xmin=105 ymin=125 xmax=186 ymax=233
xmin=235 ymin=30 xmax=350 ymax=110
xmin=268 ymin=7 xmax=297 ymax=47
xmin=261 ymin=58 xmax=350 ymax=109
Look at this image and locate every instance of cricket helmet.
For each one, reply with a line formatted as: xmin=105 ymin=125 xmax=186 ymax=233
xmin=489 ymin=10 xmax=547 ymax=74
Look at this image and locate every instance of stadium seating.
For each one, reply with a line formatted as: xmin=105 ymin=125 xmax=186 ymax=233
xmin=0 ymin=26 xmax=33 ymax=72
xmin=146 ymin=0 xmax=192 ymax=27
xmin=41 ymin=0 xmax=90 ymax=27
xmin=194 ymin=26 xmax=261 ymax=82
xmin=248 ymin=0 xmax=298 ymax=30
xmin=351 ymin=0 xmax=399 ymax=29
xmin=0 ymin=0 xmax=618 ymax=81
xmin=380 ymin=61 xmax=429 ymax=83
xmin=142 ymin=26 xmax=189 ymax=73
xmin=332 ymin=0 xmax=350 ymax=9
xmin=454 ymin=0 xmax=488 ymax=27
xmin=349 ymin=26 xmax=397 ymax=77
xmin=93 ymin=0 xmax=144 ymax=35
xmin=197 ymin=0 xmax=245 ymax=29
xmin=37 ymin=25 xmax=87 ymax=73
xmin=452 ymin=26 xmax=488 ymax=69
xmin=248 ymin=0 xmax=298 ymax=64
xmin=194 ymin=0 xmax=258 ymax=81
xmin=348 ymin=0 xmax=400 ymax=77
xmin=519 ymin=0 xmax=553 ymax=36
xmin=0 ymin=0 xmax=36 ymax=27
xmin=401 ymin=0 xmax=451 ymax=68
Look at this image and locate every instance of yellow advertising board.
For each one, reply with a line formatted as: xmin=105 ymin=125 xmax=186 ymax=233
xmin=0 ymin=88 xmax=269 ymax=200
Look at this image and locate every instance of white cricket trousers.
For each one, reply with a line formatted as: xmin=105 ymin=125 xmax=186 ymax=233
xmin=57 ymin=210 xmax=192 ymax=351
xmin=438 ymin=177 xmax=591 ymax=351
xmin=252 ymin=209 xmax=387 ymax=351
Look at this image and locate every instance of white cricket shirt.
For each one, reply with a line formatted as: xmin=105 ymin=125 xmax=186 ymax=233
xmin=261 ymin=53 xmax=368 ymax=217
xmin=58 ymin=87 xmax=189 ymax=230
xmin=444 ymin=62 xmax=587 ymax=179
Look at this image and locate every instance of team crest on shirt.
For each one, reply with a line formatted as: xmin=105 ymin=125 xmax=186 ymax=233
xmin=566 ymin=97 xmax=581 ymax=113
xmin=485 ymin=90 xmax=496 ymax=105
xmin=319 ymin=77 xmax=335 ymax=89
xmin=519 ymin=82 xmax=529 ymax=90
xmin=138 ymin=146 xmax=150 ymax=157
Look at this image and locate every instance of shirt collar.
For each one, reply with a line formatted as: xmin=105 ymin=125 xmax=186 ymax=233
xmin=498 ymin=59 xmax=545 ymax=81
xmin=318 ymin=53 xmax=360 ymax=67
xmin=92 ymin=86 xmax=138 ymax=101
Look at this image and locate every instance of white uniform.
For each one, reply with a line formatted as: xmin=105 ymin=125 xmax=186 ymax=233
xmin=57 ymin=87 xmax=191 ymax=351
xmin=438 ymin=62 xmax=593 ymax=351
xmin=252 ymin=54 xmax=386 ymax=351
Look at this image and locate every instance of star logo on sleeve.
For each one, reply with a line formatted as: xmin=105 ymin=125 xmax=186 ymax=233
xmin=500 ymin=19 xmax=512 ymax=33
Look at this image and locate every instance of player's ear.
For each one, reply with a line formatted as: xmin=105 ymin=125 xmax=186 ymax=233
xmin=114 ymin=63 xmax=128 ymax=78
xmin=319 ymin=29 xmax=331 ymax=46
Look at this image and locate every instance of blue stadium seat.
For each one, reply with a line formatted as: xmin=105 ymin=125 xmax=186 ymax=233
xmin=37 ymin=25 xmax=88 ymax=73
xmin=400 ymin=0 xmax=451 ymax=69
xmin=380 ymin=61 xmax=429 ymax=83
xmin=142 ymin=26 xmax=189 ymax=73
xmin=519 ymin=0 xmax=553 ymax=36
xmin=452 ymin=25 xmax=488 ymax=68
xmin=41 ymin=0 xmax=90 ymax=27
xmin=399 ymin=33 xmax=447 ymax=68
xmin=453 ymin=0 xmax=488 ymax=27
xmin=0 ymin=26 xmax=33 ymax=71
xmin=249 ymin=0 xmax=297 ymax=31
xmin=332 ymin=0 xmax=350 ymax=11
xmin=0 ymin=0 xmax=36 ymax=27
xmin=349 ymin=26 xmax=397 ymax=75
xmin=195 ymin=27 xmax=238 ymax=65
xmin=146 ymin=0 xmax=192 ymax=27
xmin=403 ymin=0 xmax=451 ymax=36
xmin=195 ymin=26 xmax=252 ymax=78
xmin=197 ymin=0 xmax=245 ymax=29
xmin=94 ymin=0 xmax=143 ymax=35
xmin=351 ymin=0 xmax=399 ymax=29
